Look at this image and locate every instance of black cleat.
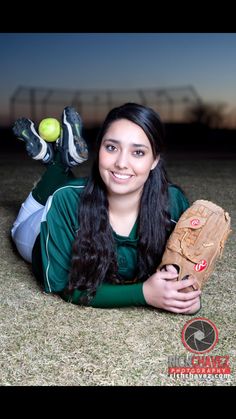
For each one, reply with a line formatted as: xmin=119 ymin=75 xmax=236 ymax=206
xmin=13 ymin=117 xmax=54 ymax=163
xmin=58 ymin=107 xmax=88 ymax=167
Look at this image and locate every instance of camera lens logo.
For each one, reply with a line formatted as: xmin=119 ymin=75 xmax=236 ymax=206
xmin=182 ymin=317 xmax=218 ymax=354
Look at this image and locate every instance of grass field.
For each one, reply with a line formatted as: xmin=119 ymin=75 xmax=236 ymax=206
xmin=0 ymin=152 xmax=235 ymax=386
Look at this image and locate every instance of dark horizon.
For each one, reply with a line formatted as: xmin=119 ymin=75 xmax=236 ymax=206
xmin=2 ymin=123 xmax=236 ymax=155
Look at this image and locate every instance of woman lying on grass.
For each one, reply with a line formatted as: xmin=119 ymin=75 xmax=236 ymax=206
xmin=11 ymin=103 xmax=201 ymax=313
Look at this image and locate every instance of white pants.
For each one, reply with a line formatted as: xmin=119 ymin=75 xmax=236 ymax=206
xmin=11 ymin=192 xmax=45 ymax=263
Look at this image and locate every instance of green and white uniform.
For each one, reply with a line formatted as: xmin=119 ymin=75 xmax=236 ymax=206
xmin=32 ymin=177 xmax=189 ymax=308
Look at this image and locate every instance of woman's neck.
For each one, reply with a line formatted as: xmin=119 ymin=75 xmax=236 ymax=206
xmin=108 ymin=190 xmax=141 ymax=236
xmin=108 ymin=189 xmax=141 ymax=215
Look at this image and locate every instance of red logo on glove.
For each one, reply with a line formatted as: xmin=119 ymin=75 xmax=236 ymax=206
xmin=194 ymin=259 xmax=208 ymax=272
xmin=191 ymin=218 xmax=200 ymax=226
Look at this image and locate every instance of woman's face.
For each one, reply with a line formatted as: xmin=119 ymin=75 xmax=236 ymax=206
xmin=99 ymin=119 xmax=159 ymax=197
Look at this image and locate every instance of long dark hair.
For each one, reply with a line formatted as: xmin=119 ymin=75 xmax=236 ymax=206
xmin=69 ymin=103 xmax=172 ymax=303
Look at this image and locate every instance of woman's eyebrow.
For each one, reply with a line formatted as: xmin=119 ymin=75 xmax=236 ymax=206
xmin=132 ymin=143 xmax=149 ymax=149
xmin=103 ymin=138 xmax=149 ymax=149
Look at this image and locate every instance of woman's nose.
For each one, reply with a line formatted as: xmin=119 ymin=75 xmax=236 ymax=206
xmin=114 ymin=151 xmax=129 ymax=169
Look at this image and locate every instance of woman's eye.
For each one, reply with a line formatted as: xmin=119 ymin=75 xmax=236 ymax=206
xmin=105 ymin=144 xmax=117 ymax=152
xmin=133 ymin=150 xmax=145 ymax=156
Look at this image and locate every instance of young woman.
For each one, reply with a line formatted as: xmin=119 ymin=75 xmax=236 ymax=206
xmin=11 ymin=103 xmax=201 ymax=314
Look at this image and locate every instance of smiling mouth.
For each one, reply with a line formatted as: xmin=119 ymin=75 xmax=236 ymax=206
xmin=111 ymin=171 xmax=133 ymax=179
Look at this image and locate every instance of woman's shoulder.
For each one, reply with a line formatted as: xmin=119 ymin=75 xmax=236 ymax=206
xmin=52 ymin=177 xmax=88 ymax=199
xmin=44 ymin=177 xmax=88 ymax=215
xmin=61 ymin=176 xmax=88 ymax=188
xmin=168 ymin=184 xmax=190 ymax=222
xmin=42 ymin=177 xmax=88 ymax=226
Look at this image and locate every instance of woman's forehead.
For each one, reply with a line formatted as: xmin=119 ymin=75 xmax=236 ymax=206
xmin=103 ymin=119 xmax=150 ymax=145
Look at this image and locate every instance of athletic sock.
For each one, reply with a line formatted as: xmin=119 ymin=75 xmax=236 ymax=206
xmin=32 ymin=150 xmax=75 ymax=205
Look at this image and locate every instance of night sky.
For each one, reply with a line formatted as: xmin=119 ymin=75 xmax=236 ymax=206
xmin=1 ymin=33 xmax=236 ymax=127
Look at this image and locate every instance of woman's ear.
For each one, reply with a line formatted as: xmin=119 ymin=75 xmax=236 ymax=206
xmin=151 ymin=155 xmax=160 ymax=170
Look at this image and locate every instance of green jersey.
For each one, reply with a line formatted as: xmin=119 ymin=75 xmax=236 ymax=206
xmin=32 ymin=177 xmax=189 ymax=308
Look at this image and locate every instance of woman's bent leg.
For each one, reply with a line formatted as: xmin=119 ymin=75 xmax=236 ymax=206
xmin=11 ymin=206 xmax=44 ymax=263
xmin=11 ymin=192 xmax=44 ymax=263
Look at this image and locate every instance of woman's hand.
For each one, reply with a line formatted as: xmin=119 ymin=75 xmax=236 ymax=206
xmin=142 ymin=265 xmax=201 ymax=314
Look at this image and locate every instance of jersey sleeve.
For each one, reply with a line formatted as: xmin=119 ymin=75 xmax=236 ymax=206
xmin=40 ymin=185 xmax=83 ymax=293
xmin=60 ymin=282 xmax=147 ymax=308
xmin=168 ymin=185 xmax=190 ymax=222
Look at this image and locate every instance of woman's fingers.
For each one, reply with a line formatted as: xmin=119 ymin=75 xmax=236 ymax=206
xmin=160 ymin=264 xmax=179 ymax=274
xmin=155 ymin=270 xmax=178 ymax=281
xmin=175 ymin=275 xmax=199 ymax=292
xmin=165 ymin=296 xmax=201 ymax=313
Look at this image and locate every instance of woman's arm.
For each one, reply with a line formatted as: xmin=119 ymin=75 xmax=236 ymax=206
xmin=60 ymin=281 xmax=147 ymax=308
xmin=60 ymin=266 xmax=201 ymax=314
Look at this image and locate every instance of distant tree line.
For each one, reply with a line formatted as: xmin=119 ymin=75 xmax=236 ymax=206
xmin=185 ymin=103 xmax=226 ymax=129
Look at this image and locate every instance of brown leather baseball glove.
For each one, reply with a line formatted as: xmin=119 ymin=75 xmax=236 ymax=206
xmin=158 ymin=200 xmax=232 ymax=292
